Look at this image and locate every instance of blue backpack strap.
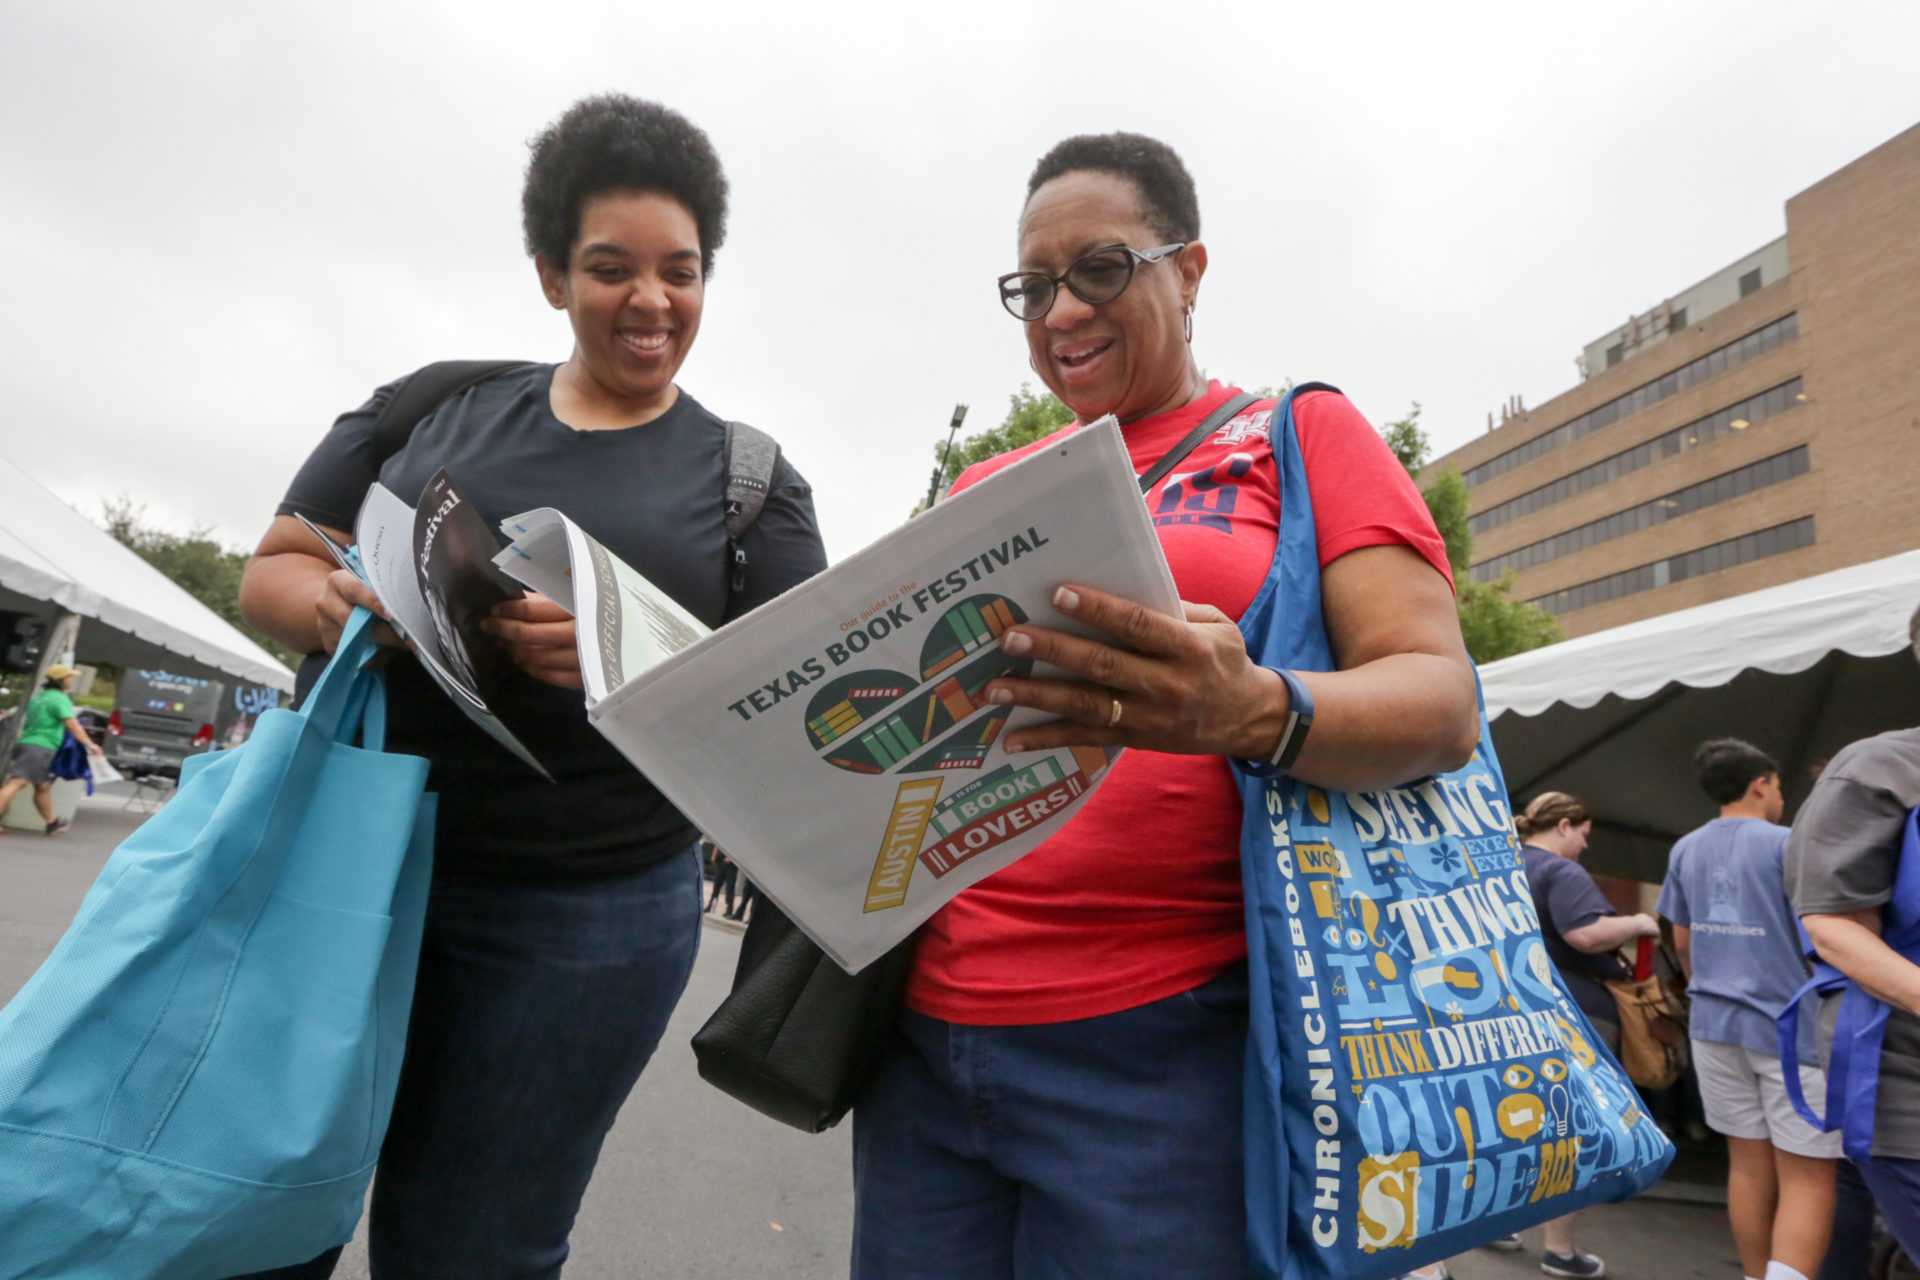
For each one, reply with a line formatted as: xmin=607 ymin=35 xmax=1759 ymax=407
xmin=1777 ymin=807 xmax=1920 ymax=1157
xmin=1234 ymin=381 xmax=1342 ymax=675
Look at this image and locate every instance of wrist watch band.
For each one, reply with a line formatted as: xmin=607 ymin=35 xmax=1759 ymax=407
xmin=1265 ymin=666 xmax=1315 ymax=770
xmin=1236 ymin=666 xmax=1315 ymax=779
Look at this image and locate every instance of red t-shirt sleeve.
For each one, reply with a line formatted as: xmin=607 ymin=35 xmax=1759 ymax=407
xmin=1295 ymin=390 xmax=1454 ymax=588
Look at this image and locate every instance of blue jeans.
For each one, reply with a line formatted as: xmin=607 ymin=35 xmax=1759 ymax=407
xmin=235 ymin=846 xmax=702 ymax=1280
xmin=852 ymin=962 xmax=1252 ymax=1280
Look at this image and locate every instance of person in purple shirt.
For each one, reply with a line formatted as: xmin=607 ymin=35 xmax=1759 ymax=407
xmin=1661 ymin=739 xmax=1837 ymax=1280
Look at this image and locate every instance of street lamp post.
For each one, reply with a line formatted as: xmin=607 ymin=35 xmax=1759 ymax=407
xmin=923 ymin=403 xmax=969 ymax=512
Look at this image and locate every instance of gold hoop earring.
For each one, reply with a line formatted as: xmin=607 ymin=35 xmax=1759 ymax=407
xmin=1183 ymin=305 xmax=1193 ymax=344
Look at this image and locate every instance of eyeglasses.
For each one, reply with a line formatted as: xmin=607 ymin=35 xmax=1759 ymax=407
xmin=997 ymin=242 xmax=1187 ymax=322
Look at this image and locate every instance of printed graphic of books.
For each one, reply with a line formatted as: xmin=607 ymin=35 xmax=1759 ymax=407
xmin=921 ymin=597 xmax=1019 ymax=679
xmin=806 ymin=671 xmax=917 ymax=771
xmin=916 ymin=747 xmax=1111 ymax=877
xmin=926 ymin=756 xmax=1068 ymax=840
xmin=804 ymin=595 xmax=1031 ymax=776
xmin=807 ymin=676 xmax=913 ymax=748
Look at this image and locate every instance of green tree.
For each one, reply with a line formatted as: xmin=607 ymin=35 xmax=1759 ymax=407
xmin=1421 ymin=467 xmax=1474 ymax=577
xmin=1380 ymin=402 xmax=1431 ymax=476
xmin=1456 ymin=574 xmax=1565 ymax=664
xmin=940 ymin=384 xmax=1074 ymax=489
xmin=1378 ymin=404 xmax=1562 ymax=664
xmin=100 ymin=497 xmax=296 ymax=666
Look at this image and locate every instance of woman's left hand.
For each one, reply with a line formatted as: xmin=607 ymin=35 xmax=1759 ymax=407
xmin=482 ymin=592 xmax=583 ymax=691
xmin=985 ymin=584 xmax=1286 ymax=759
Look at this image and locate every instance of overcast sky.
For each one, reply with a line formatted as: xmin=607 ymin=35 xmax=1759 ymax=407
xmin=4 ymin=1 xmax=1917 ymax=564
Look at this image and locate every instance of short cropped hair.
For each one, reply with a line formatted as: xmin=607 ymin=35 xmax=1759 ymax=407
xmin=521 ymin=94 xmax=729 ymax=274
xmin=1692 ymin=738 xmax=1779 ymax=806
xmin=1026 ymin=132 xmax=1200 ymax=244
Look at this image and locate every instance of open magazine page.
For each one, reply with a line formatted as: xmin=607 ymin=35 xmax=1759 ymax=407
xmin=353 ymin=481 xmax=551 ymax=778
xmin=356 ymin=484 xmax=446 ymax=679
xmin=494 ymin=509 xmax=711 ymax=706
xmin=414 ymin=470 xmax=524 ymax=708
xmin=587 ymin=417 xmax=1179 ymax=972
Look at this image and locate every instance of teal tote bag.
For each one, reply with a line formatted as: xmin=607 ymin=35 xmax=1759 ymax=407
xmin=1234 ymin=387 xmax=1673 ymax=1280
xmin=0 ymin=608 xmax=434 ymax=1278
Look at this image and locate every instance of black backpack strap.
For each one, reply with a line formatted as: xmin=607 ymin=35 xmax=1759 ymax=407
xmin=368 ymin=360 xmax=535 ymax=466
xmin=722 ymin=421 xmax=782 ymax=595
xmin=1136 ymin=392 xmax=1259 ymax=494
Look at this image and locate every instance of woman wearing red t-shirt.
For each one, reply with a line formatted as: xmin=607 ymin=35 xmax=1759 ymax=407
xmin=851 ymin=133 xmax=1480 ymax=1279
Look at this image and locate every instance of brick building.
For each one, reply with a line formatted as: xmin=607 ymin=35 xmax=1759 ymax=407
xmin=1428 ymin=122 xmax=1920 ymax=639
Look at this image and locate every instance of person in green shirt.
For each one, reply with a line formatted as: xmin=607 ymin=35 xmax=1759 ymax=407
xmin=1 ymin=664 xmax=103 ymax=836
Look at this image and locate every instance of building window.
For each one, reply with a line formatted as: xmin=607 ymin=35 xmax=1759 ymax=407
xmin=1469 ymin=376 xmax=1806 ymax=536
xmin=1530 ymin=517 xmax=1814 ymax=615
xmin=1740 ymin=268 xmax=1763 ymax=297
xmin=1606 ymin=344 xmax=1625 ymax=369
xmin=1668 ymin=307 xmax=1688 ymax=332
xmin=1470 ymin=446 xmax=1809 ymax=582
xmin=1462 ymin=313 xmax=1798 ymax=488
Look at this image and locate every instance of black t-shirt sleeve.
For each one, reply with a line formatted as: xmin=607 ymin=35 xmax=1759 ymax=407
xmin=726 ymin=454 xmax=829 ymax=620
xmin=275 ymin=381 xmax=402 ymax=531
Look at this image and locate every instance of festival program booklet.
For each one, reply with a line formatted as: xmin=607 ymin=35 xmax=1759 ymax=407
xmin=504 ymin=416 xmax=1181 ymax=972
xmin=297 ymin=470 xmax=549 ymax=778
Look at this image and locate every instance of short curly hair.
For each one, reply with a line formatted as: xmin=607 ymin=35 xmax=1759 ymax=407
xmin=521 ymin=94 xmax=729 ymax=275
xmin=1025 ymin=132 xmax=1200 ymax=243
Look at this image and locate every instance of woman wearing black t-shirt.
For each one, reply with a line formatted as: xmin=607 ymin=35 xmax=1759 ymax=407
xmin=234 ymin=96 xmax=826 ymax=1279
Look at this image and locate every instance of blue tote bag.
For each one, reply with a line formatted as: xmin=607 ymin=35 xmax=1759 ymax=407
xmin=1234 ymin=386 xmax=1674 ymax=1280
xmin=0 ymin=608 xmax=434 ymax=1278
xmin=1776 ymin=807 xmax=1920 ymax=1159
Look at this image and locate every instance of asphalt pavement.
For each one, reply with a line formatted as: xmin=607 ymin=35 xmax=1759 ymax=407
xmin=2 ymin=788 xmax=1740 ymax=1280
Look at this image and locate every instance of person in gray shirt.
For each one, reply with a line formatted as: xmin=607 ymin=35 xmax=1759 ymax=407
xmin=1663 ymin=738 xmax=1836 ymax=1280
xmin=1786 ymin=607 xmax=1920 ymax=1269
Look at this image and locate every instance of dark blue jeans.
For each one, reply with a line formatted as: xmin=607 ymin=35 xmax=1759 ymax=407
xmin=237 ymin=845 xmax=702 ymax=1280
xmin=852 ymin=962 xmax=1252 ymax=1279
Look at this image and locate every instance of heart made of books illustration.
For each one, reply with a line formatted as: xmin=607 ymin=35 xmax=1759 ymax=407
xmin=804 ymin=593 xmax=1032 ymax=775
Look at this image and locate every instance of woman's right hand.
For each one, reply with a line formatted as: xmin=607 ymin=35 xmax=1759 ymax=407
xmin=314 ymin=569 xmax=405 ymax=653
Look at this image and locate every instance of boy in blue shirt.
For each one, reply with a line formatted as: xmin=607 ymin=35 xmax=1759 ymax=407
xmin=1661 ymin=739 xmax=1837 ymax=1280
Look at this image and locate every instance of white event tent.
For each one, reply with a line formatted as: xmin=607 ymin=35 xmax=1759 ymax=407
xmin=0 ymin=455 xmax=294 ymax=694
xmin=1479 ymin=549 xmax=1920 ymax=883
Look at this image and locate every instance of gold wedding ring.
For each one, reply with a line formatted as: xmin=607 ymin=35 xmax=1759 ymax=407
xmin=1108 ymin=697 xmax=1124 ymax=727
